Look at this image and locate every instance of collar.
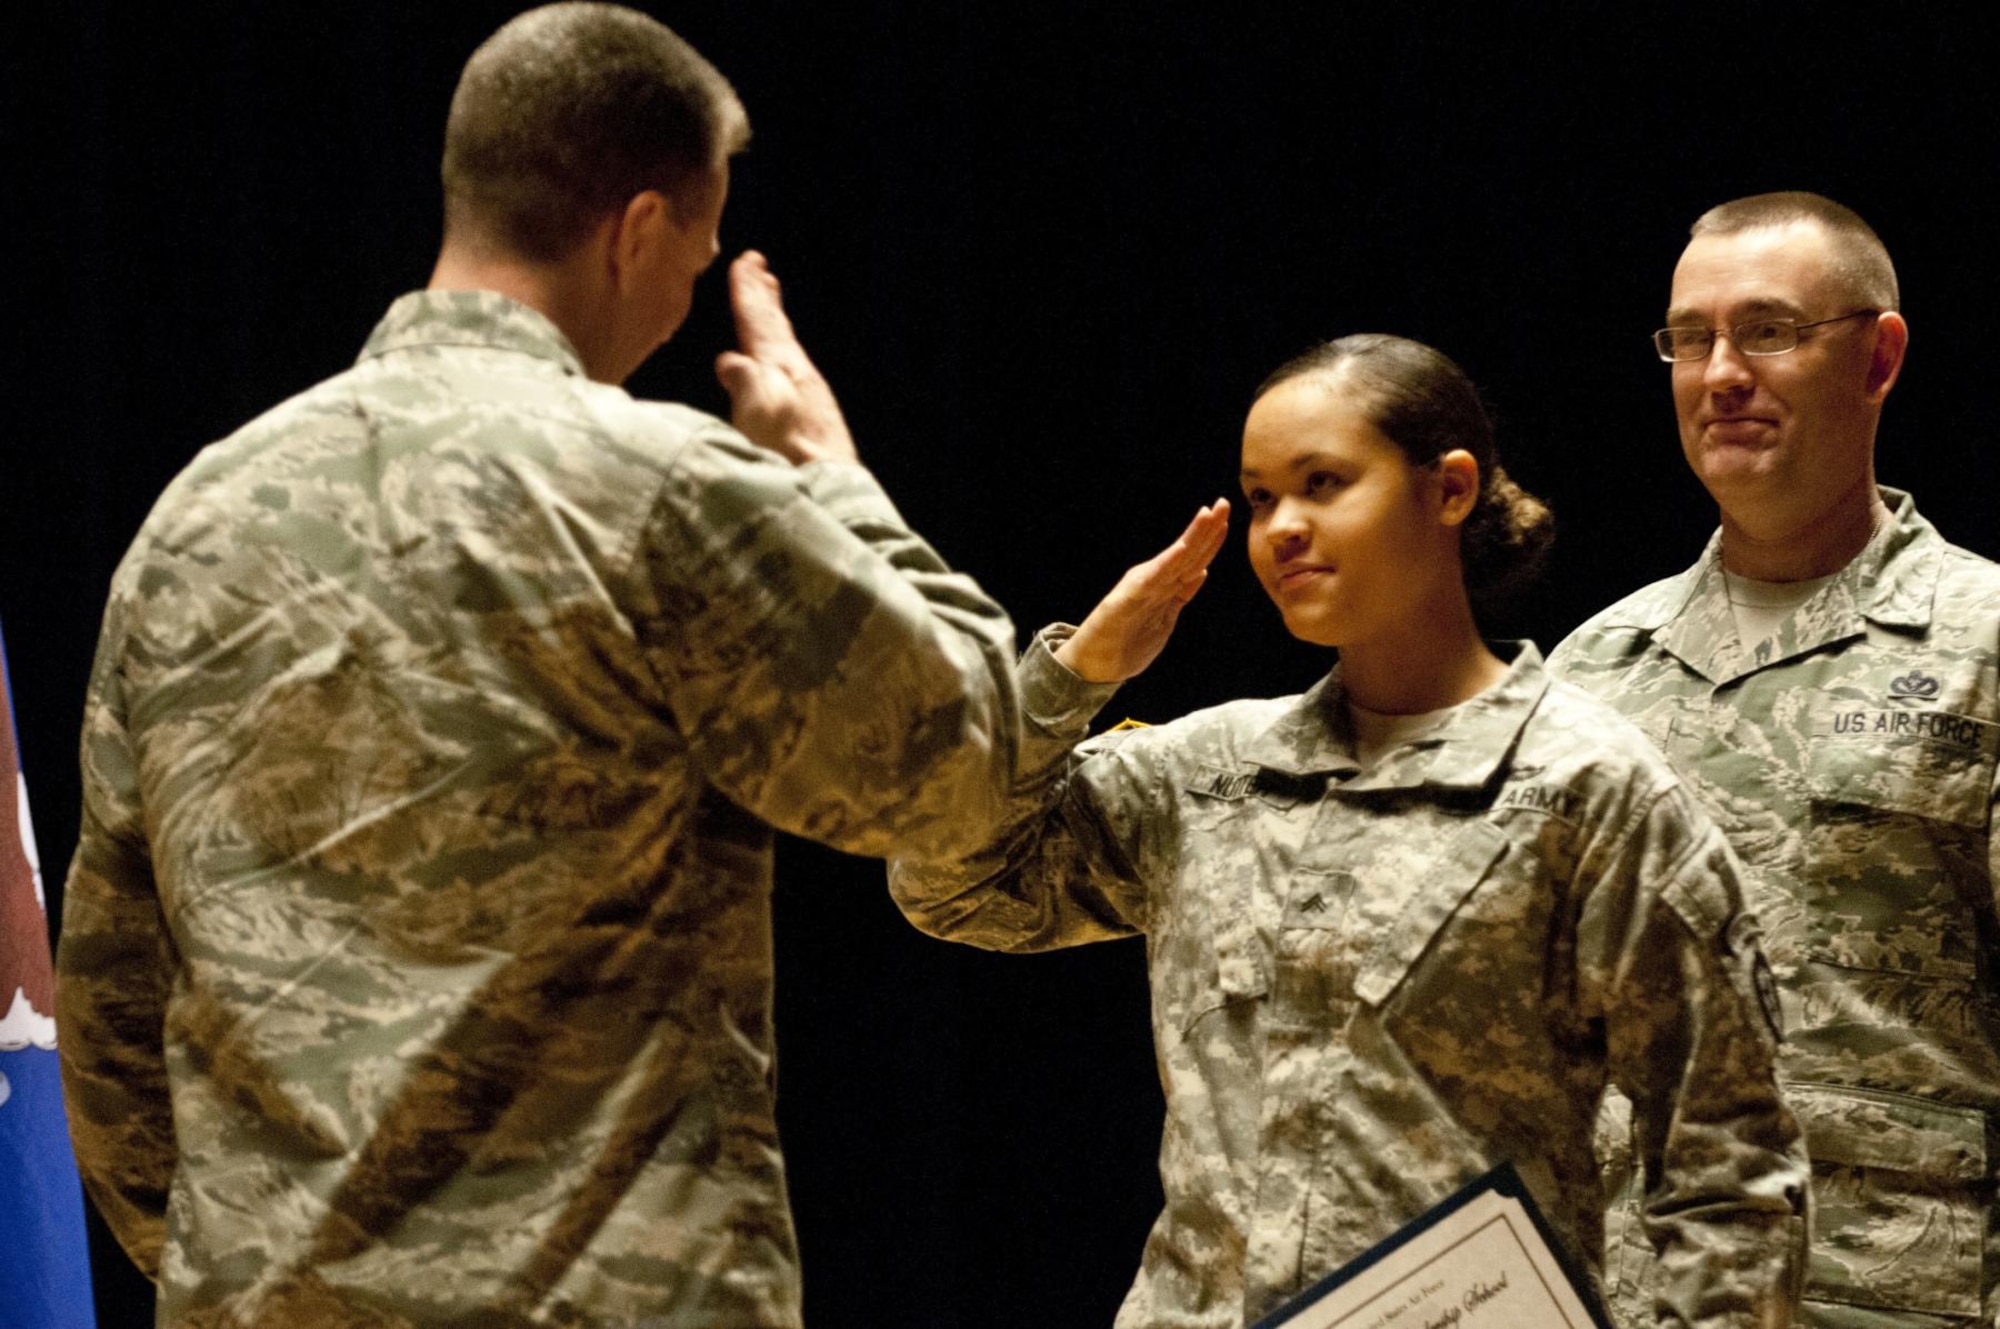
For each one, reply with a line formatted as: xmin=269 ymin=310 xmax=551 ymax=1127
xmin=1613 ymin=487 xmax=1942 ymax=683
xmin=1239 ymin=641 xmax=1551 ymax=792
xmin=356 ymin=290 xmax=587 ymax=378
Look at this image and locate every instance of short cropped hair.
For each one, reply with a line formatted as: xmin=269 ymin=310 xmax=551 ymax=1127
xmin=1257 ymin=335 xmax=1555 ymax=607
xmin=1690 ymin=192 xmax=1899 ymax=312
xmin=441 ymin=3 xmax=750 ymax=263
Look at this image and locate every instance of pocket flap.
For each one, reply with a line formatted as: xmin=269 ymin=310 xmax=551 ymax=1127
xmin=1354 ymin=819 xmax=1511 ymax=1007
xmin=1788 ymin=1081 xmax=1986 ymax=1181
xmin=1808 ymin=720 xmax=1993 ymax=827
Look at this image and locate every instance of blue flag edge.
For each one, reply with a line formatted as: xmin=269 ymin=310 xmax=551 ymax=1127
xmin=0 ymin=618 xmax=100 ymax=1327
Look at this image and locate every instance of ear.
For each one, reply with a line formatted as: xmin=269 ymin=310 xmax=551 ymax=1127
xmin=1433 ymin=449 xmax=1481 ymax=527
xmin=1864 ymin=311 xmax=1908 ymax=403
xmin=605 ymin=191 xmax=672 ymax=295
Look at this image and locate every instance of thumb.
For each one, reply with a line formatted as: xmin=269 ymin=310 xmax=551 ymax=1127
xmin=715 ymin=351 xmax=769 ymax=405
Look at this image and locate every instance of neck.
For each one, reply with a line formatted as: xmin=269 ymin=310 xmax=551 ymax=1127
xmin=1337 ymin=590 xmax=1507 ymax=715
xmin=429 ymin=238 xmax=624 ymax=382
xmin=1718 ymin=476 xmax=1887 ymax=582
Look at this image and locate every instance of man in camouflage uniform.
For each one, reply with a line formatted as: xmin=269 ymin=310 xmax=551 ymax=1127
xmin=56 ymin=7 xmax=1018 ymax=1326
xmin=1552 ymin=192 xmax=2000 ymax=1327
xmin=892 ymin=620 xmax=1806 ymax=1327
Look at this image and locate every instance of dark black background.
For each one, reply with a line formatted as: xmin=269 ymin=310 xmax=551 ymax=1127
xmin=7 ymin=5 xmax=1999 ymax=1325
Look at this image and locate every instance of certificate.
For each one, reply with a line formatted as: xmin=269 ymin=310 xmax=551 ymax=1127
xmin=1250 ymin=1163 xmax=1613 ymax=1329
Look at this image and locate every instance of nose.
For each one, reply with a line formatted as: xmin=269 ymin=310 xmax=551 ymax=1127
xmin=1264 ymin=498 xmax=1310 ymax=558
xmin=1699 ymin=330 xmax=1756 ymax=392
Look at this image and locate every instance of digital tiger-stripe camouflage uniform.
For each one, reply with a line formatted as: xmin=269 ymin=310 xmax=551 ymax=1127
xmin=1552 ymin=487 xmax=2000 ymax=1328
xmin=890 ymin=630 xmax=1807 ymax=1329
xmin=56 ymin=289 xmax=1020 ymax=1327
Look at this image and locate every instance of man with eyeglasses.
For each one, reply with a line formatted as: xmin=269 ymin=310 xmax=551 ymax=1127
xmin=1553 ymin=191 xmax=2000 ymax=1327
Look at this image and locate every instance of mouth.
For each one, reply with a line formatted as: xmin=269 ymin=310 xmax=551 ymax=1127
xmin=1277 ymin=565 xmax=1335 ymax=588
xmin=1701 ymin=415 xmax=1778 ymax=444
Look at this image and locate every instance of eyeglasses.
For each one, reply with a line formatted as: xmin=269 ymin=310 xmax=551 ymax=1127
xmin=1652 ymin=310 xmax=1879 ymax=362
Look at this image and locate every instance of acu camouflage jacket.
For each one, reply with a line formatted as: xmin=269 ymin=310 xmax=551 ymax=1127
xmin=891 ymin=633 xmax=1807 ymax=1329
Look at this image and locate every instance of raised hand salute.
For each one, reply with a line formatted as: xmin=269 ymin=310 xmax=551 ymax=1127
xmin=1056 ymin=500 xmax=1232 ymax=684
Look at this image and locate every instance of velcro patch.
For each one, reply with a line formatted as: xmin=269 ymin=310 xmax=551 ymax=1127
xmin=1190 ymin=768 xmax=1254 ymax=800
xmin=1828 ymin=708 xmax=1992 ymax=750
xmin=1494 ymin=782 xmax=1582 ymax=821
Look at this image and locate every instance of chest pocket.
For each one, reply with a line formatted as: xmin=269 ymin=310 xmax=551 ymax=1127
xmin=1810 ymin=705 xmax=1992 ymax=822
xmin=1155 ymin=769 xmax=1315 ymax=1038
xmin=1804 ymin=712 xmax=1995 ymax=981
xmin=1787 ymin=1081 xmax=1989 ymax=1319
xmin=1353 ymin=818 xmax=1513 ymax=1007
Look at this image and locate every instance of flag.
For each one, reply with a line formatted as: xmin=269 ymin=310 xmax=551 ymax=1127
xmin=0 ymin=619 xmax=96 ymax=1326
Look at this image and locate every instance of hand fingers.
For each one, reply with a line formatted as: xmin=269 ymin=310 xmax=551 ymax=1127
xmin=1178 ymin=499 xmax=1230 ymax=546
xmin=1122 ymin=505 xmax=1218 ymax=579
xmin=1162 ymin=500 xmax=1231 ymax=575
xmin=1189 ymin=498 xmax=1231 ymax=560
xmin=1192 ymin=500 xmax=1224 ymax=552
xmin=727 ymin=251 xmax=777 ymax=313
xmin=1171 ymin=566 xmax=1208 ymax=605
xmin=728 ymin=252 xmax=793 ymax=344
xmin=729 ymin=250 xmax=810 ymax=369
xmin=1124 ymin=537 xmax=1218 ymax=610
xmin=1104 ymin=500 xmax=1232 ymax=614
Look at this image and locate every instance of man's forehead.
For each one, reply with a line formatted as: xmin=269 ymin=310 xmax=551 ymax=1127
xmin=1667 ymin=222 xmax=1838 ymax=316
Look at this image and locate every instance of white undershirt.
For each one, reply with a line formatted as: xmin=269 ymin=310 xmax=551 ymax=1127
xmin=1722 ymin=569 xmax=1834 ymax=650
xmin=1347 ymin=700 xmax=1457 ymax=767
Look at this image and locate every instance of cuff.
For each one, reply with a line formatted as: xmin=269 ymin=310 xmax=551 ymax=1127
xmin=1022 ymin=624 xmax=1122 ymax=736
xmin=798 ymin=458 xmax=904 ymax=528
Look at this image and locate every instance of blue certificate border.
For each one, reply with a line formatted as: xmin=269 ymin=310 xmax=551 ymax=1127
xmin=1247 ymin=1161 xmax=1616 ymax=1329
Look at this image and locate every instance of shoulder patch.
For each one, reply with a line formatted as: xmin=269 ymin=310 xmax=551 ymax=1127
xmin=1726 ymin=913 xmax=1785 ymax=1041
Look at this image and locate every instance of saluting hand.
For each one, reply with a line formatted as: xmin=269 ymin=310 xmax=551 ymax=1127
xmin=715 ymin=251 xmax=859 ymax=466
xmin=1055 ymin=501 xmax=1231 ymax=684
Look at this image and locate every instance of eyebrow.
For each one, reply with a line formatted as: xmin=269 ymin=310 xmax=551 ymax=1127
xmin=1240 ymin=449 xmax=1341 ymax=482
xmin=1664 ymin=296 xmax=1805 ymax=324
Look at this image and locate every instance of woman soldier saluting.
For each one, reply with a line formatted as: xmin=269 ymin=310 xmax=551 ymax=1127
xmin=889 ymin=334 xmax=1807 ymax=1328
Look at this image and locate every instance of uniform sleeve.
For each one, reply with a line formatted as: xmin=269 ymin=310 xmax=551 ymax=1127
xmin=1988 ymin=751 xmax=2000 ymax=927
xmin=635 ymin=430 xmax=1021 ymax=862
xmin=886 ymin=627 xmax=1156 ymax=952
xmin=55 ymin=618 xmax=178 ymax=1279
xmin=1590 ymin=783 xmax=1808 ymax=1328
xmin=1546 ymin=614 xmax=1631 ymax=695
